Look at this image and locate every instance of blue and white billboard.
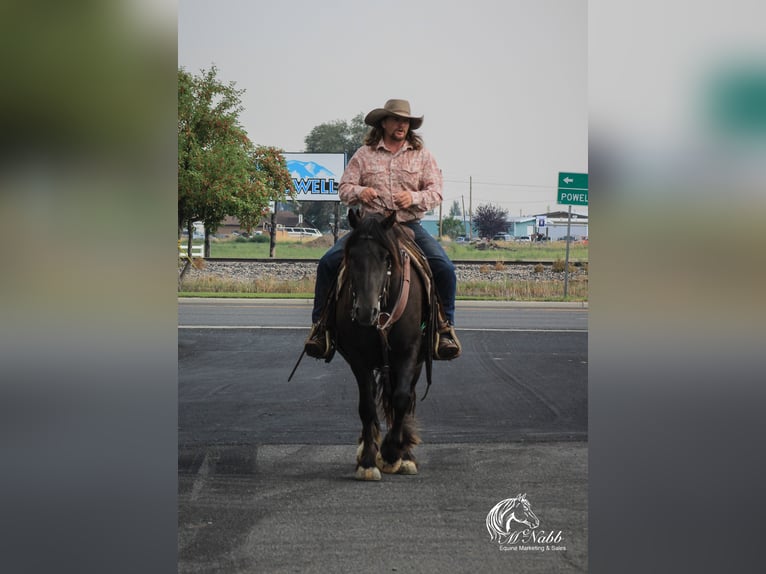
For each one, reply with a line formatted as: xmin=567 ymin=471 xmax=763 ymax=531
xmin=284 ymin=153 xmax=345 ymax=202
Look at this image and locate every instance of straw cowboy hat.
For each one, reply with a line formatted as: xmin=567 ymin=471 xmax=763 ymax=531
xmin=364 ymin=99 xmax=423 ymax=130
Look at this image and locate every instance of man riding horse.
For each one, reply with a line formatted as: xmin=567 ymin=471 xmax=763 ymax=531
xmin=304 ymin=99 xmax=462 ymax=361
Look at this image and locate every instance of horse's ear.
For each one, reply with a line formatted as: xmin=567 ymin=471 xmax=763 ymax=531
xmin=382 ymin=210 xmax=397 ymax=230
xmin=348 ymin=208 xmax=360 ymax=229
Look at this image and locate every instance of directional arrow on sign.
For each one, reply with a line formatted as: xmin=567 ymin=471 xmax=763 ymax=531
xmin=563 ymin=177 xmax=573 ymax=184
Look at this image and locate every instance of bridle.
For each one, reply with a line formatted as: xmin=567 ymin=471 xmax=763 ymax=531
xmin=347 ymin=234 xmax=413 ymax=383
xmin=349 ymin=233 xmax=392 ymax=323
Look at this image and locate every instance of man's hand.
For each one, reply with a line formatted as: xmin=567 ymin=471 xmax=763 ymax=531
xmin=359 ymin=187 xmax=379 ymax=205
xmin=393 ymin=191 xmax=413 ymax=209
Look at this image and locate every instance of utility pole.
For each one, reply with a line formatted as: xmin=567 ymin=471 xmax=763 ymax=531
xmin=468 ymin=176 xmax=473 ymax=240
xmin=563 ymin=205 xmax=572 ymax=297
xmin=461 ymin=195 xmax=467 ymax=237
xmin=438 ymin=202 xmax=443 ymax=237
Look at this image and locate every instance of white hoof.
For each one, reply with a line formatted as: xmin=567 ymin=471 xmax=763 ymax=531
xmin=398 ymin=460 xmax=418 ymax=475
xmin=355 ymin=466 xmax=381 ymax=481
xmin=376 ymin=452 xmax=402 ymax=474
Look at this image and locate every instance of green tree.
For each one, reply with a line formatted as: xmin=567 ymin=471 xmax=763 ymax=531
xmin=440 ymin=215 xmax=466 ymax=239
xmin=449 ymin=200 xmax=462 ymax=217
xmin=234 ymin=145 xmax=294 ymax=232
xmin=304 ymin=112 xmax=367 ymax=156
xmin=252 ymin=146 xmax=294 ymax=258
xmin=473 ymin=203 xmax=509 ymax=239
xmin=301 ymin=113 xmax=368 ymax=233
xmin=178 ymin=66 xmax=291 ymax=257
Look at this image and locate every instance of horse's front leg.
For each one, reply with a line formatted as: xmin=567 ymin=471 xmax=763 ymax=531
xmin=398 ymin=368 xmax=422 ymax=475
xmin=352 ymin=365 xmax=381 ymax=481
xmin=378 ymin=356 xmax=421 ymax=475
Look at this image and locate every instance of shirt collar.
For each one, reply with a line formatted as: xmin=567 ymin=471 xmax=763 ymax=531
xmin=376 ymin=138 xmax=413 ymax=154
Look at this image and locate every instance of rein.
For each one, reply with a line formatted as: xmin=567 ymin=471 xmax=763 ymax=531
xmin=377 ymin=249 xmax=411 ymax=335
xmin=375 ymin=248 xmax=411 ymax=391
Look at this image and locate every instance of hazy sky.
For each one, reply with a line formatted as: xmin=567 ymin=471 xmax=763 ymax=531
xmin=178 ymin=0 xmax=587 ymax=216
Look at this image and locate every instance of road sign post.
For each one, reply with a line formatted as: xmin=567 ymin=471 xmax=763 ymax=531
xmin=557 ymin=172 xmax=588 ymax=298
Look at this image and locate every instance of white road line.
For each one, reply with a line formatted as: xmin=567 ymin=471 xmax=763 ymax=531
xmin=178 ymin=325 xmax=587 ymax=332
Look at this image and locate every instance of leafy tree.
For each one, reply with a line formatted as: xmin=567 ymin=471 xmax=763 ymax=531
xmin=178 ymin=66 xmax=291 ymax=257
xmin=449 ymin=200 xmax=462 ymax=217
xmin=440 ymin=215 xmax=465 ymax=239
xmin=251 ymin=146 xmax=294 ymax=257
xmin=304 ymin=112 xmax=367 ymax=157
xmin=472 ymin=203 xmax=509 ymax=239
xmin=301 ymin=113 xmax=368 ymax=233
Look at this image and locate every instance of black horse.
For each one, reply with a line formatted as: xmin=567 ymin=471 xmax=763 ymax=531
xmin=335 ymin=209 xmax=434 ymax=481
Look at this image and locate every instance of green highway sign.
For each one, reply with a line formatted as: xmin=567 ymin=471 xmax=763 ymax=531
xmin=557 ymin=172 xmax=588 ymax=206
xmin=558 ymin=188 xmax=588 ymax=206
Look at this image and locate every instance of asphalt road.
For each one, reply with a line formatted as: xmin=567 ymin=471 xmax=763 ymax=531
xmin=178 ymin=299 xmax=588 ymax=573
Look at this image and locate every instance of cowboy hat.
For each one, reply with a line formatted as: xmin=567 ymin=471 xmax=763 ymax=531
xmin=364 ymin=99 xmax=423 ymax=130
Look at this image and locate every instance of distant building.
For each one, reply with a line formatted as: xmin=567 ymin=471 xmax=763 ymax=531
xmin=498 ymin=211 xmax=589 ymax=240
xmin=530 ymin=211 xmax=588 ymax=240
xmin=420 ymin=210 xmax=588 ymax=241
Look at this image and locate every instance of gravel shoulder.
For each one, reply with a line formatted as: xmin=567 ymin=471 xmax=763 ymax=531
xmin=184 ymin=260 xmax=588 ymax=284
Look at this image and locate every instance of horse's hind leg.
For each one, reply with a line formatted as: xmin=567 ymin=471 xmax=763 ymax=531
xmin=353 ymin=366 xmax=381 ymax=481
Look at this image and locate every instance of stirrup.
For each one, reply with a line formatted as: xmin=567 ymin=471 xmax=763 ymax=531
xmin=434 ymin=323 xmax=461 ymax=360
xmin=304 ymin=324 xmax=335 ymax=361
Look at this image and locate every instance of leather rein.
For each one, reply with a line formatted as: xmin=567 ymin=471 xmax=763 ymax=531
xmin=375 ymin=248 xmax=410 ymax=387
xmin=376 ymin=249 xmax=411 ymax=337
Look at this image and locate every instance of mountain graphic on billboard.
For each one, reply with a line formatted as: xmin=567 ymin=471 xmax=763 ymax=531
xmin=287 ymin=160 xmax=336 ymax=180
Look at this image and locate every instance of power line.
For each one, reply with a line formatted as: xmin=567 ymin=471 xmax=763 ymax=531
xmin=442 ymin=195 xmax=549 ymax=206
xmin=443 ymin=178 xmax=556 ymax=190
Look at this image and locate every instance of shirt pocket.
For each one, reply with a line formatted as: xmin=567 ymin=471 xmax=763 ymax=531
xmin=361 ymin=167 xmax=389 ymax=190
xmin=393 ymin=166 xmax=421 ymax=190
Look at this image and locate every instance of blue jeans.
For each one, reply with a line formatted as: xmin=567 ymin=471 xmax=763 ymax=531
xmin=312 ymin=221 xmax=456 ymax=324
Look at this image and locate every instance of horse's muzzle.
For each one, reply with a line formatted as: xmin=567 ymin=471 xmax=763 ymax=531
xmin=352 ymin=302 xmax=380 ymax=326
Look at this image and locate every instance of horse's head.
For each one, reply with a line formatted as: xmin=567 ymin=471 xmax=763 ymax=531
xmin=345 ymin=209 xmax=399 ymax=326
xmin=510 ymin=493 xmax=540 ymax=529
xmin=486 ymin=493 xmax=541 ymax=540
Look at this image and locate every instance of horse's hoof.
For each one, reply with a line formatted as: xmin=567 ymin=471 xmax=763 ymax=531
xmin=356 ymin=442 xmax=379 ymax=464
xmin=355 ymin=466 xmax=381 ymax=481
xmin=376 ymin=452 xmax=402 ymax=474
xmin=398 ymin=460 xmax=418 ymax=475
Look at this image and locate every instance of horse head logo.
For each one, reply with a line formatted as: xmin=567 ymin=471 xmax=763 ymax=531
xmin=486 ymin=494 xmax=540 ymax=542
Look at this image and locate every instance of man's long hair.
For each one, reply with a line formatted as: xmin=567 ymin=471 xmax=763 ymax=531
xmin=364 ymin=124 xmax=423 ymax=150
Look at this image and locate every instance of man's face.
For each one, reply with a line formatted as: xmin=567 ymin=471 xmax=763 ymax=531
xmin=381 ymin=115 xmax=410 ymax=141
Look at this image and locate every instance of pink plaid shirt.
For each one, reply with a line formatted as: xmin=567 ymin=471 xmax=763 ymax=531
xmin=339 ymin=140 xmax=443 ymax=223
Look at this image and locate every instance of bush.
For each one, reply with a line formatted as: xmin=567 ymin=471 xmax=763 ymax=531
xmin=552 ymin=259 xmax=575 ymax=273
